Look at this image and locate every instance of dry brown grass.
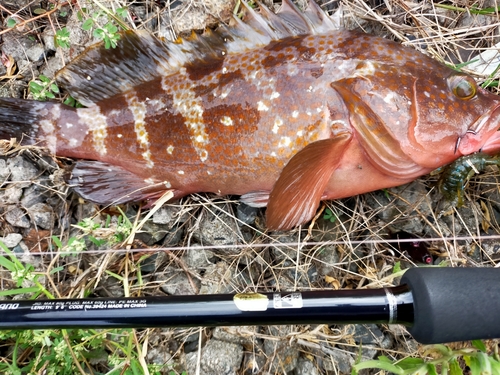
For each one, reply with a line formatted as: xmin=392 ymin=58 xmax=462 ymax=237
xmin=1 ymin=0 xmax=500 ymax=374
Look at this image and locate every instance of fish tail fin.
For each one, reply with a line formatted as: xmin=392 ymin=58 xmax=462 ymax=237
xmin=0 ymin=97 xmax=60 ymax=147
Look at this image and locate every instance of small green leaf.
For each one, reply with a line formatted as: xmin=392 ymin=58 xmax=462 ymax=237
xmin=393 ymin=261 xmax=402 ymax=273
xmin=33 ymin=8 xmax=46 ymax=15
xmin=116 ymin=7 xmax=128 ymax=18
xmin=82 ymin=18 xmax=94 ymax=31
xmin=39 ymin=74 xmax=50 ymax=83
xmin=471 ymin=340 xmax=487 ymax=352
xmin=352 ymin=359 xmax=404 ymax=374
xmin=426 ymin=363 xmax=438 ymax=375
xmin=29 ymin=81 xmax=44 ymax=92
xmin=449 ymin=358 xmax=463 ymax=375
xmin=395 ymin=357 xmax=425 ymax=370
xmin=7 ymin=18 xmax=17 ymax=28
xmin=50 ymin=84 xmax=59 ymax=93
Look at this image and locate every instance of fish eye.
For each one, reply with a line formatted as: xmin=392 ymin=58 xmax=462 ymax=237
xmin=449 ymin=74 xmax=477 ymax=100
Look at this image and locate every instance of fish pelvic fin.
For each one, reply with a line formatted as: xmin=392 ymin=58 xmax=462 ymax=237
xmin=66 ymin=160 xmax=176 ymax=206
xmin=266 ymin=133 xmax=352 ymax=231
xmin=0 ymin=97 xmax=61 ymax=150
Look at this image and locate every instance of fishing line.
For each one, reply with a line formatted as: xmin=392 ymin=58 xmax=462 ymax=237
xmin=4 ymin=234 xmax=500 ymax=257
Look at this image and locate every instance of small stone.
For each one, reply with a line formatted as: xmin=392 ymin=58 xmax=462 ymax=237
xmin=0 ymin=159 xmax=8 ymax=183
xmin=7 ymin=156 xmax=39 ymax=182
xmin=193 ymin=209 xmax=240 ymax=255
xmin=0 ymin=233 xmax=23 ymax=248
xmin=26 ymin=43 xmax=45 ymax=62
xmin=159 ymin=267 xmax=199 ymax=295
xmin=183 ymin=246 xmax=215 ymax=268
xmin=186 ymin=339 xmax=243 ymax=375
xmin=263 ymin=339 xmax=299 ymax=373
xmin=28 ymin=202 xmax=55 ymax=230
xmin=295 ymin=356 xmax=320 ymax=375
xmin=348 ymin=324 xmax=385 ymax=345
xmin=236 ymin=203 xmax=258 ymax=226
xmin=5 ymin=206 xmax=30 ymax=228
xmin=212 ymin=327 xmax=259 ymax=347
xmin=322 ymin=348 xmax=355 ymax=374
xmin=1 ymin=186 xmax=23 ymax=204
xmin=199 ymin=262 xmax=234 ymax=294
xmin=21 ymin=183 xmax=49 ymax=207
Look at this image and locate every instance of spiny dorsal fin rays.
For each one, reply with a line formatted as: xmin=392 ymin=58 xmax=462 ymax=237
xmin=55 ymin=1 xmax=339 ymax=106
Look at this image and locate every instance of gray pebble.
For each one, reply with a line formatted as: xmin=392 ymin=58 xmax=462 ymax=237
xmin=158 ymin=268 xmax=199 ymax=295
xmin=26 ymin=43 xmax=45 ymax=62
xmin=0 ymin=233 xmax=23 ymax=248
xmin=236 ymin=203 xmax=258 ymax=225
xmin=182 ymin=246 xmax=215 ymax=268
xmin=28 ymin=202 xmax=55 ymax=230
xmin=1 ymin=186 xmax=23 ymax=204
xmin=7 ymin=156 xmax=39 ymax=182
xmin=295 ymin=356 xmax=320 ymax=375
xmin=193 ymin=210 xmax=240 ymax=255
xmin=5 ymin=206 xmax=30 ymax=228
xmin=186 ymin=339 xmax=243 ymax=375
xmin=263 ymin=339 xmax=299 ymax=373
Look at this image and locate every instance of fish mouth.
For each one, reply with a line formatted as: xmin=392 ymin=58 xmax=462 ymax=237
xmin=458 ymin=102 xmax=500 ymax=156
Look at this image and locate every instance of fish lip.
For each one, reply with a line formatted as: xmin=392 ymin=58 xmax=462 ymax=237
xmin=459 ymin=102 xmax=500 ymax=155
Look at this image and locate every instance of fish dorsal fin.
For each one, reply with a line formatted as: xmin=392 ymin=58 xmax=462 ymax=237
xmin=55 ymin=30 xmax=184 ymax=106
xmin=56 ymin=1 xmax=339 ymax=106
xmin=266 ymin=133 xmax=352 ymax=231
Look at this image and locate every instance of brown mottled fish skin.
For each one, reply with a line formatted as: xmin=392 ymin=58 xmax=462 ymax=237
xmin=1 ymin=0 xmax=500 ymax=230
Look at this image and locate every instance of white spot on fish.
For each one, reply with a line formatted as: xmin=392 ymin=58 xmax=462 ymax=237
xmin=222 ymin=67 xmax=228 ymax=74
xmin=272 ymin=118 xmax=283 ymax=134
xmin=278 ymin=137 xmax=291 ymax=147
xmin=66 ymin=123 xmax=73 ymax=129
xmin=219 ymin=88 xmax=231 ymax=99
xmin=117 ymin=134 xmax=123 ymax=138
xmin=270 ymin=92 xmax=280 ymax=100
xmin=296 ymin=130 xmax=303 ymax=137
xmin=164 ymin=181 xmax=172 ymax=188
xmin=69 ymin=138 xmax=78 ymax=147
xmin=167 ymin=145 xmax=174 ymax=154
xmin=424 ymin=91 xmax=430 ymax=98
xmin=86 ymin=76 xmax=91 ymax=80
xmin=257 ymin=101 xmax=269 ymax=111
xmin=292 ymin=110 xmax=299 ymax=118
xmin=307 ymin=86 xmax=313 ymax=92
xmin=200 ymin=150 xmax=208 ymax=162
xmin=383 ymin=93 xmax=395 ymax=104
xmin=178 ymin=170 xmax=185 ymax=175
xmin=125 ymin=92 xmax=154 ymax=169
xmin=40 ymin=119 xmax=56 ymax=152
xmin=220 ymin=116 xmax=233 ymax=126
xmin=77 ymin=106 xmax=108 ymax=155
xmin=144 ymin=178 xmax=155 ymax=184
xmin=271 ymin=151 xmax=277 ymax=157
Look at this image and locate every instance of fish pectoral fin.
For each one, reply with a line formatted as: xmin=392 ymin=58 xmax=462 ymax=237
xmin=66 ymin=161 xmax=174 ymax=205
xmin=266 ymin=133 xmax=352 ymax=231
xmin=240 ymin=191 xmax=270 ymax=207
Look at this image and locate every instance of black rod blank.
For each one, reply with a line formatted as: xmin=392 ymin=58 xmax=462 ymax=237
xmin=1 ymin=267 xmax=499 ymax=344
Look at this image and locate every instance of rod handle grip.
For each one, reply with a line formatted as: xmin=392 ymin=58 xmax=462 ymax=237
xmin=402 ymin=267 xmax=500 ymax=344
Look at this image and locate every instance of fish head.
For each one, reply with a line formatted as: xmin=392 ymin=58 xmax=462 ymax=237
xmin=338 ymin=56 xmax=500 ymax=173
xmin=407 ymin=70 xmax=500 ymax=166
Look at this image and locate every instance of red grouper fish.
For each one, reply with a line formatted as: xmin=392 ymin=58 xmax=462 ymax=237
xmin=1 ymin=0 xmax=500 ymax=231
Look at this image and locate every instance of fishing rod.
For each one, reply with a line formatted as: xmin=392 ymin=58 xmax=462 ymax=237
xmin=0 ymin=267 xmax=498 ymax=344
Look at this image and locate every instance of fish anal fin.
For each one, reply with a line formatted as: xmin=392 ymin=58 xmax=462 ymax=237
xmin=66 ymin=160 xmax=176 ymax=206
xmin=266 ymin=133 xmax=352 ymax=231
